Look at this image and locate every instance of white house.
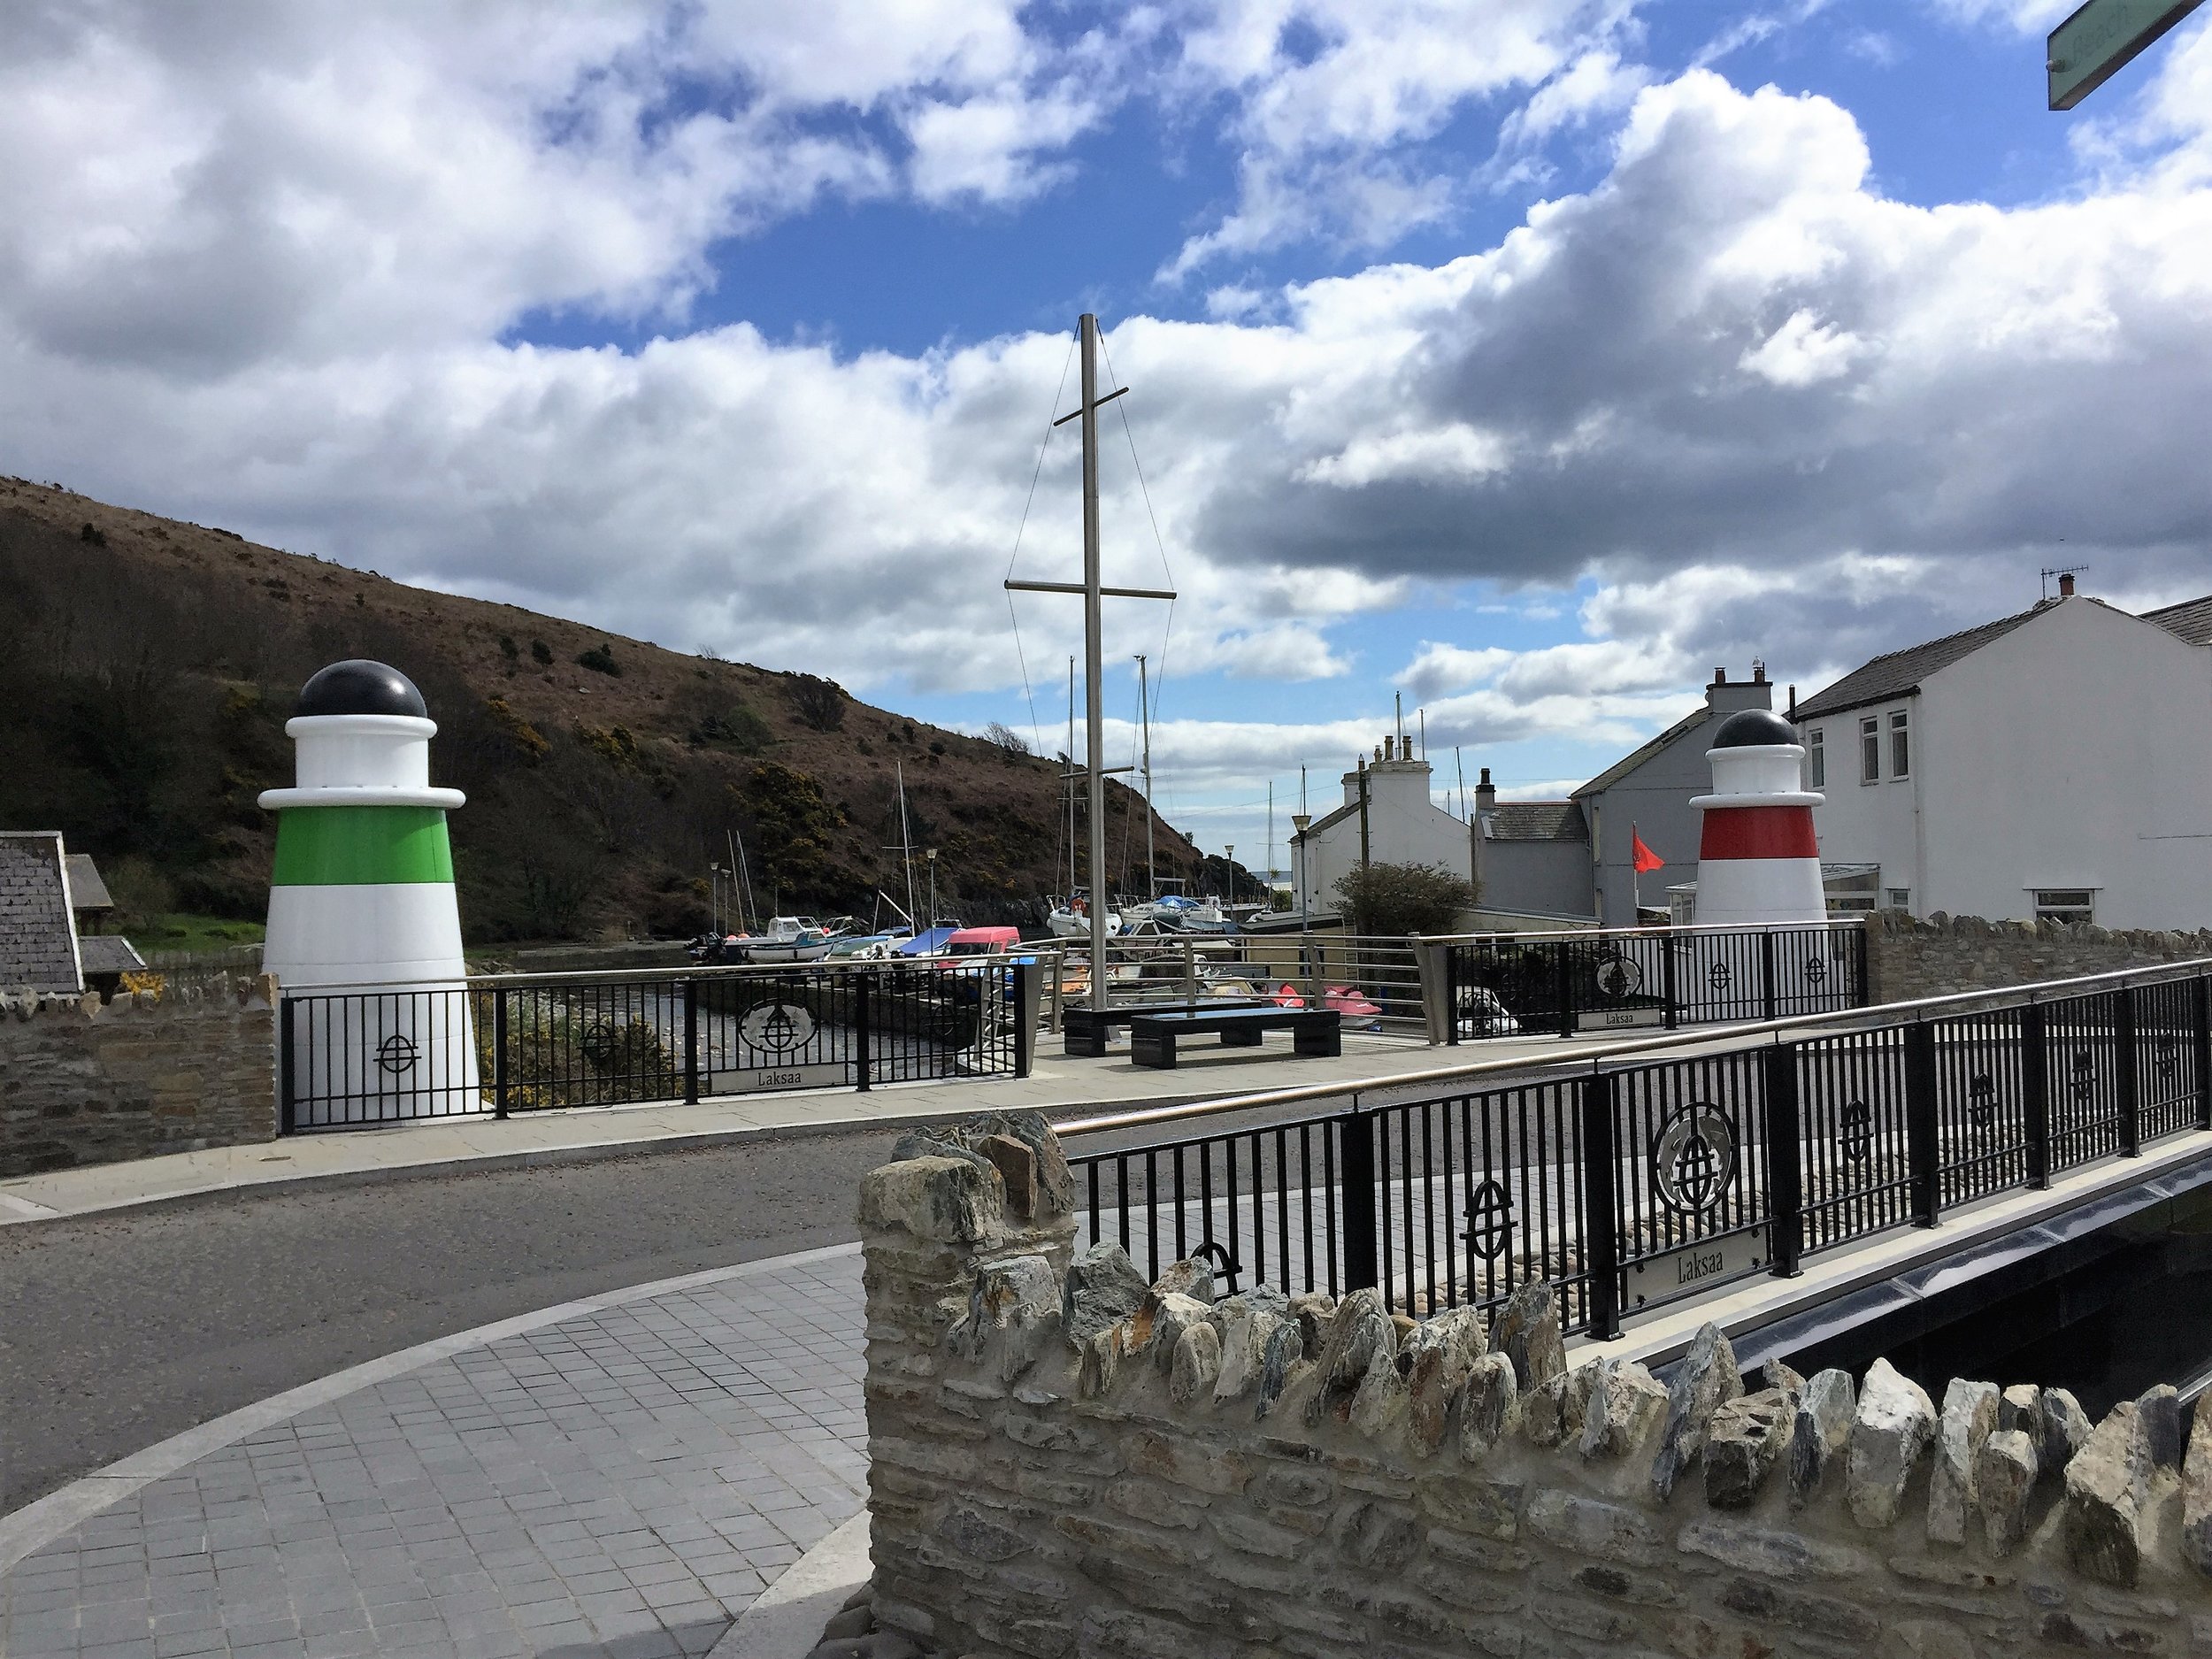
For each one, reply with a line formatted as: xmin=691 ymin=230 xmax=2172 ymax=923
xmin=1288 ymin=739 xmax=1477 ymax=917
xmin=1789 ymin=577 xmax=2212 ymax=930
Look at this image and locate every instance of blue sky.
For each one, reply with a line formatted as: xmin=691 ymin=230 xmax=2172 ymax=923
xmin=4 ymin=0 xmax=2210 ymax=880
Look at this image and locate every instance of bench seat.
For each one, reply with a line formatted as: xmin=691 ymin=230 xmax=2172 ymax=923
xmin=1125 ymin=1007 xmax=1341 ymax=1069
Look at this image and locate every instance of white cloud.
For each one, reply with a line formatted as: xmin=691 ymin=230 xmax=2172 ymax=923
xmin=1740 ymin=307 xmax=1865 ymax=386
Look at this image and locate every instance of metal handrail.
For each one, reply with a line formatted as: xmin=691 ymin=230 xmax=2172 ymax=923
xmin=1410 ymin=916 xmax=1867 ymax=947
xmin=290 ymin=948 xmax=1063 ymax=996
xmin=1055 ymin=953 xmax=2212 ymax=1138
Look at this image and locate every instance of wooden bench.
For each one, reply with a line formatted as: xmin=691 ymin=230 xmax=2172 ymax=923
xmin=1063 ymin=998 xmax=1272 ymax=1058
xmin=1126 ymin=1007 xmax=1341 ymax=1069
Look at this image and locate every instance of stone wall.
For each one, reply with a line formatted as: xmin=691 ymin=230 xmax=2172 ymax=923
xmin=0 ymin=972 xmax=279 ymax=1177
xmin=1865 ymin=908 xmax=2212 ymax=1006
xmin=859 ymin=1116 xmax=2212 ymax=1659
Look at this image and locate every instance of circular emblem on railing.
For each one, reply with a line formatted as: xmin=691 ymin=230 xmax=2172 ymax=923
xmin=741 ymin=1001 xmax=817 ymax=1055
xmin=1651 ymin=1103 xmax=1736 ymax=1217
xmin=1804 ymin=956 xmax=1828 ymax=987
xmin=580 ymin=1021 xmax=619 ymax=1068
xmin=1968 ymin=1072 xmax=1996 ymax=1130
xmin=1192 ymin=1240 xmax=1241 ymax=1295
xmin=1708 ymin=961 xmax=1733 ymax=993
xmin=2070 ymin=1049 xmax=2096 ymax=1104
xmin=1838 ymin=1100 xmax=1872 ymax=1164
xmin=1463 ymin=1179 xmax=1515 ymax=1262
xmin=374 ymin=1032 xmax=419 ymax=1077
xmin=1594 ymin=955 xmax=1642 ymax=1002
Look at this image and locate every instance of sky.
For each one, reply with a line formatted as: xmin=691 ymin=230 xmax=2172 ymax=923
xmin=4 ymin=0 xmax=2211 ymax=884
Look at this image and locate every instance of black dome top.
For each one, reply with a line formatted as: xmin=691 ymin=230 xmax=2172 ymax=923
xmin=296 ymin=660 xmax=427 ymax=718
xmin=1709 ymin=709 xmax=1798 ymax=749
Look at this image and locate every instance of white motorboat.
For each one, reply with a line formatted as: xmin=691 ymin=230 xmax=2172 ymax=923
xmin=1047 ymin=891 xmax=1121 ymax=939
xmin=739 ymin=916 xmax=834 ymax=964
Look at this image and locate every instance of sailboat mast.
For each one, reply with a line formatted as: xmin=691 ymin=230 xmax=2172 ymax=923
xmin=1066 ymin=657 xmax=1077 ymax=898
xmin=1079 ymin=313 xmax=1109 ymax=1012
xmin=896 ymin=763 xmax=917 ymax=929
xmin=1137 ymin=652 xmax=1154 ymax=899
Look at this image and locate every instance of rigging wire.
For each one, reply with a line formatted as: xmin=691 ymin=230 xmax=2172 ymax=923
xmin=1097 ymin=329 xmax=1179 ymax=830
xmin=1004 ymin=333 xmax=1079 ymax=760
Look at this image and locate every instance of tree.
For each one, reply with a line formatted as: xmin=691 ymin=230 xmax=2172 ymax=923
xmin=982 ymin=721 xmax=1030 ymax=756
xmin=1333 ymin=861 xmax=1479 ymax=937
xmin=787 ymin=672 xmax=847 ymax=733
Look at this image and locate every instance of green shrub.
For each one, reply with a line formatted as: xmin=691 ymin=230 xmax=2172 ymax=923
xmin=480 ymin=996 xmax=678 ymax=1108
xmin=577 ymin=641 xmax=621 ymax=676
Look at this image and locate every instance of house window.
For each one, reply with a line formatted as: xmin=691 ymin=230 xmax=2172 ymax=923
xmin=1887 ymin=888 xmax=1911 ymax=910
xmin=1807 ymin=727 xmax=1824 ymax=788
xmin=1889 ymin=710 xmax=1910 ymax=779
xmin=2034 ymin=889 xmax=2095 ymax=925
xmin=1860 ymin=718 xmax=1879 ymax=783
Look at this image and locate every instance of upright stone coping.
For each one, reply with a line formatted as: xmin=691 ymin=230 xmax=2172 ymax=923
xmin=858 ymin=1118 xmax=2212 ymax=1659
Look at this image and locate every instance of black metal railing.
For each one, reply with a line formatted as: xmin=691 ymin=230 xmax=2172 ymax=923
xmin=1441 ymin=920 xmax=1865 ymax=1041
xmin=280 ymin=957 xmax=1036 ymax=1131
xmin=1069 ymin=959 xmax=2212 ymax=1333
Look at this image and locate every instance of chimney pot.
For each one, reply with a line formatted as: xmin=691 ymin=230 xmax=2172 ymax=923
xmin=1479 ymin=766 xmax=1493 ymax=786
xmin=2059 ymin=572 xmax=2076 ymax=597
xmin=1714 ymin=666 xmax=1727 ymax=684
xmin=1752 ymin=660 xmax=1766 ymax=684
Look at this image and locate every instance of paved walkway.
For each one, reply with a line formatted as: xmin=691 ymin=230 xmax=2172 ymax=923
xmin=0 ymin=1251 xmax=868 ymax=1659
xmin=0 ymin=1031 xmax=1602 ymax=1227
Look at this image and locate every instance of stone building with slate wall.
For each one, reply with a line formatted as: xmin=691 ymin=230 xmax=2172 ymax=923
xmin=854 ymin=1115 xmax=2212 ymax=1659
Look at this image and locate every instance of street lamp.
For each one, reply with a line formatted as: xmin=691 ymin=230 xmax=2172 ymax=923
xmin=926 ymin=849 xmax=939 ymax=930
xmin=1225 ymin=845 xmax=1234 ymax=902
xmin=708 ymin=863 xmax=723 ymax=934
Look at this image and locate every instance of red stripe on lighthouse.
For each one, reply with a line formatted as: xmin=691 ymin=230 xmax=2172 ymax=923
xmin=1699 ymin=805 xmax=1817 ymax=860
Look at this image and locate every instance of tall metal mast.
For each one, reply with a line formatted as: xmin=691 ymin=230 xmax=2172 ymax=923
xmin=1136 ymin=652 xmax=1155 ymax=899
xmin=1004 ymin=313 xmax=1174 ymax=1012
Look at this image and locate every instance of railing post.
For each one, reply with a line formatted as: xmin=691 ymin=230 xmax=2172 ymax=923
xmin=1184 ymin=937 xmax=1198 ymax=1002
xmin=1851 ymin=922 xmax=1870 ymax=1008
xmin=1554 ymin=941 xmax=1574 ymax=1039
xmin=1013 ymin=963 xmax=1037 ymax=1078
xmin=2194 ymin=976 xmax=2211 ymax=1133
xmin=1444 ymin=944 xmax=1460 ymax=1047
xmin=855 ymin=970 xmax=872 ymax=1092
xmin=1764 ymin=1043 xmax=1803 ymax=1278
xmin=1760 ymin=929 xmax=1779 ymax=1023
xmin=279 ymin=996 xmax=297 ymax=1134
xmin=1905 ymin=1022 xmax=1941 ymax=1227
xmin=1662 ymin=934 xmax=1679 ymax=1031
xmin=1339 ymin=1107 xmax=1379 ymax=1292
xmin=2116 ymin=985 xmax=2140 ymax=1157
xmin=1578 ymin=1069 xmax=1621 ymax=1340
xmin=2022 ymin=1002 xmax=2050 ymax=1188
xmin=682 ymin=978 xmax=700 ymax=1104
xmin=486 ymin=991 xmax=508 ymax=1119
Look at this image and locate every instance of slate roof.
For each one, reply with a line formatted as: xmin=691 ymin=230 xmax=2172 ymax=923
xmin=1792 ymin=603 xmax=2053 ymax=723
xmin=0 ymin=831 xmax=85 ymax=993
xmin=64 ymin=852 xmax=112 ymax=910
xmin=78 ymin=934 xmax=146 ymax=975
xmin=1484 ymin=801 xmax=1587 ymax=842
xmin=2143 ymin=593 xmax=2212 ymax=646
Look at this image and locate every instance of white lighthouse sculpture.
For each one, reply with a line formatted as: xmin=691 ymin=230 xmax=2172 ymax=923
xmin=1688 ymin=708 xmax=1826 ymax=927
xmin=260 ymin=660 xmax=480 ymax=1118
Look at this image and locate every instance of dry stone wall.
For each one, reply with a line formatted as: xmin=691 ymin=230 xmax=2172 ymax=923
xmin=859 ymin=1116 xmax=2212 ymax=1659
xmin=0 ymin=972 xmax=278 ymax=1176
xmin=1865 ymin=909 xmax=2212 ymax=1005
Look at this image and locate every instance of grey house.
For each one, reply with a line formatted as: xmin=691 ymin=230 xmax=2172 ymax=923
xmin=1571 ymin=667 xmax=1777 ymax=926
xmin=1470 ymin=772 xmax=1592 ymax=918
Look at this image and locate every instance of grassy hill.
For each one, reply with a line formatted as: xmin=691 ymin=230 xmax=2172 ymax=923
xmin=0 ymin=476 xmax=1218 ymax=943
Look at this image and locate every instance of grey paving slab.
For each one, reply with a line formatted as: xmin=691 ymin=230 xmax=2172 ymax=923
xmin=1 ymin=1256 xmax=865 ymax=1659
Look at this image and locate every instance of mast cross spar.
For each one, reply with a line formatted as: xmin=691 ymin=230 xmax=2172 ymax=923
xmin=1005 ymin=314 xmax=1176 ymax=1011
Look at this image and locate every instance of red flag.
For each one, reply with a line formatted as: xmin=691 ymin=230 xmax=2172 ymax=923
xmin=1632 ymin=826 xmax=1664 ymax=873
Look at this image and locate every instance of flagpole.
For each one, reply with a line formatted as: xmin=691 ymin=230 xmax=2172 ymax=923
xmin=1632 ymin=820 xmax=1641 ymax=918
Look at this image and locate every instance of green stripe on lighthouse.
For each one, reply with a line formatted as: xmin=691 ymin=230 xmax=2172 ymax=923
xmin=271 ymin=806 xmax=456 ymax=886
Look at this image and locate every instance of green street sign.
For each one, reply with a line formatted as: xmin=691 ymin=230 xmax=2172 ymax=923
xmin=2047 ymin=0 xmax=2203 ymax=109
